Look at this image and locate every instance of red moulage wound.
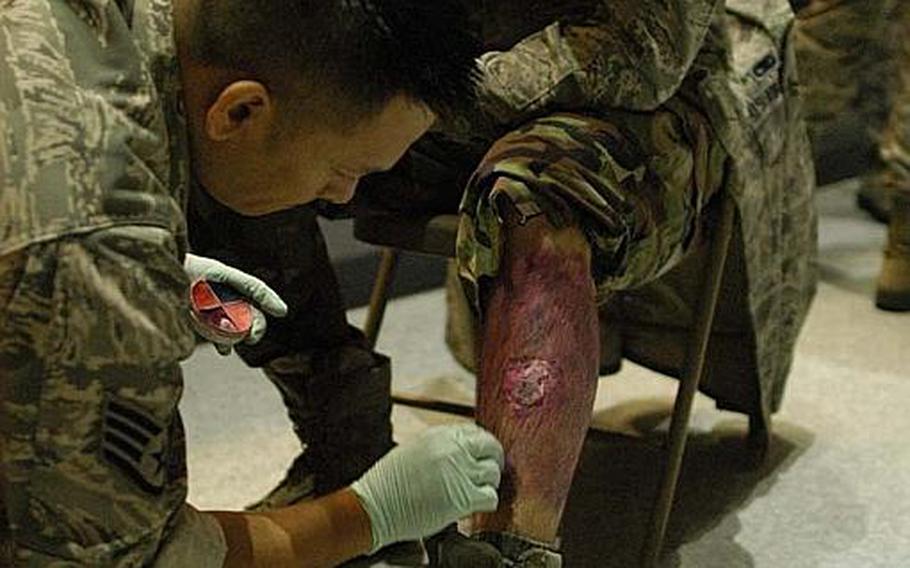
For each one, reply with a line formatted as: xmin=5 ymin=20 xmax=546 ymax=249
xmin=503 ymin=358 xmax=558 ymax=415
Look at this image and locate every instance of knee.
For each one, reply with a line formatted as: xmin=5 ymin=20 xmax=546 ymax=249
xmin=499 ymin=208 xmax=592 ymax=287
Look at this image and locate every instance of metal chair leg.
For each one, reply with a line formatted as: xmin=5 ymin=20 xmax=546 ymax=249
xmin=746 ymin=411 xmax=771 ymax=464
xmin=640 ymin=194 xmax=737 ymax=567
xmin=390 ymin=392 xmax=475 ymax=418
xmin=363 ymin=248 xmax=401 ymax=349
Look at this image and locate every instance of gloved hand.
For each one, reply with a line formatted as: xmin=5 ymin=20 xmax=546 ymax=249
xmin=184 ymin=253 xmax=289 ymax=354
xmin=350 ymin=423 xmax=504 ymax=553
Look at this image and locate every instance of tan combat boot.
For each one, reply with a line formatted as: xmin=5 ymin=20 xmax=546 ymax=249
xmin=876 ymin=193 xmax=910 ymax=311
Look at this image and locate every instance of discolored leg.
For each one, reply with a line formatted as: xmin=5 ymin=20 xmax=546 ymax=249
xmin=472 ymin=206 xmax=600 ymax=546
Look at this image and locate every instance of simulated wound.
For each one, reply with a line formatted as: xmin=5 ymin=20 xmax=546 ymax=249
xmin=502 ymin=359 xmax=558 ymax=415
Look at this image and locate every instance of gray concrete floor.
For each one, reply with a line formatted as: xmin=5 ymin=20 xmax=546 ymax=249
xmin=180 ymin=180 xmax=910 ymax=567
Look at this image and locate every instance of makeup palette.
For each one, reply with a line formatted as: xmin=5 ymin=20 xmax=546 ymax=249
xmin=189 ymin=279 xmax=253 ymax=345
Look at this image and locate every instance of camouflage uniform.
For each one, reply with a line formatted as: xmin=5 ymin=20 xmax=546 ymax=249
xmin=879 ymin=2 xmax=910 ymax=200
xmin=791 ymin=0 xmax=906 ymax=216
xmin=792 ymin=0 xmax=898 ymax=148
xmin=793 ymin=0 xmax=910 ymax=311
xmin=0 ymin=0 xmax=226 ymax=565
xmin=876 ymin=1 xmax=910 ymax=310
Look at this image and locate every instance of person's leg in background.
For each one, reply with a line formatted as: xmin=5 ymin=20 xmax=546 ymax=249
xmin=876 ymin=1 xmax=910 ymax=311
xmin=792 ymin=0 xmax=895 ymax=218
xmin=429 ymin=108 xmax=725 ymax=567
xmin=186 ymin=187 xmax=394 ymax=508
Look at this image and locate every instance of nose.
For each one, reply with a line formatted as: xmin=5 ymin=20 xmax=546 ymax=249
xmin=322 ymin=177 xmax=359 ymax=204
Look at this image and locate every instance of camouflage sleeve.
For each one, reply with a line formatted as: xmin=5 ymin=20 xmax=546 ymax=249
xmin=471 ymin=0 xmax=722 ymax=130
xmin=0 ymin=227 xmax=225 ymax=566
xmin=0 ymin=253 xmax=24 ymax=314
xmin=0 ymin=253 xmax=25 ymax=566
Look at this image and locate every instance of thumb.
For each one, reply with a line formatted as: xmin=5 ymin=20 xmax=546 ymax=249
xmin=245 ymin=307 xmax=268 ymax=345
xmin=209 ymin=264 xmax=289 ymax=318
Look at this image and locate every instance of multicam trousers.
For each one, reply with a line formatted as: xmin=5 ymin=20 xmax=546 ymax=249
xmin=358 ymin=100 xmax=727 ymax=311
xmin=454 ymin=107 xmax=727 ymax=308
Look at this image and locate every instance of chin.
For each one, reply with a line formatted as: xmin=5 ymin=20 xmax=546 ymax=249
xmin=323 ymin=190 xmax=357 ymax=205
xmin=232 ymin=198 xmax=315 ymax=217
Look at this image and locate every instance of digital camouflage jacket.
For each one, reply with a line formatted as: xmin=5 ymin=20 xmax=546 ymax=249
xmin=0 ymin=0 xmax=225 ymax=565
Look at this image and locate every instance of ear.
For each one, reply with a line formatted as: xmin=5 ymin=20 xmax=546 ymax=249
xmin=204 ymin=80 xmax=273 ymax=141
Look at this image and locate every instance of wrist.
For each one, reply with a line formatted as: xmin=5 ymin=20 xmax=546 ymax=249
xmin=211 ymin=489 xmax=375 ymax=567
xmin=333 ymin=488 xmax=375 ymax=556
xmin=262 ymin=488 xmax=375 ymax=562
xmin=349 ymin=480 xmax=384 ymax=553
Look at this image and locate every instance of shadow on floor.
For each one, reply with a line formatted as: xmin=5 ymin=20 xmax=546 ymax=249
xmin=561 ymin=400 xmax=813 ymax=568
xmin=817 ymin=249 xmax=880 ymax=298
xmin=817 ymin=265 xmax=877 ymax=299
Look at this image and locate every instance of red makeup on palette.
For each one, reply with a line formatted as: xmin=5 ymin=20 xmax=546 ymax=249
xmin=189 ymin=279 xmax=253 ymax=345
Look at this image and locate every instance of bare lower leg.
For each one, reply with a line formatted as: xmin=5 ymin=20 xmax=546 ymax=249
xmin=472 ymin=213 xmax=600 ymax=545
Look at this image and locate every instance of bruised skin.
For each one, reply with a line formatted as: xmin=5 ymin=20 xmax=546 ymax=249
xmin=473 ymin=212 xmax=600 ymax=544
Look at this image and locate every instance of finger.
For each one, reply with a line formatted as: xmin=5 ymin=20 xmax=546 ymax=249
xmin=469 ymin=458 xmax=502 ymax=489
xmin=458 ymin=424 xmax=505 ymax=468
xmin=210 ymin=265 xmax=289 ymax=318
xmin=214 ymin=342 xmax=233 ymax=356
xmin=469 ymin=485 xmax=499 ymax=514
xmin=246 ymin=307 xmax=267 ymax=345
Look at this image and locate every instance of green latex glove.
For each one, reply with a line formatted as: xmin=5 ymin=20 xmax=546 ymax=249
xmin=351 ymin=423 xmax=504 ymax=553
xmin=184 ymin=253 xmax=289 ymax=353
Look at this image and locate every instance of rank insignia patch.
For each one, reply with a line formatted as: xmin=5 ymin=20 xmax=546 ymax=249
xmin=101 ymin=397 xmax=168 ymax=494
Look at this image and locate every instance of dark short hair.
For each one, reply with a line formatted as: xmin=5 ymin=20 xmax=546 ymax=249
xmin=191 ymin=0 xmax=482 ymax=123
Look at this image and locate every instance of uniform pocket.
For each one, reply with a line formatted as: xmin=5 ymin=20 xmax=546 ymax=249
xmin=725 ymin=10 xmax=789 ymax=163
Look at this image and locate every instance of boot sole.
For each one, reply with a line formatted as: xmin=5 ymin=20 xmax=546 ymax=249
xmin=875 ymin=289 xmax=910 ymax=312
xmin=340 ymin=541 xmax=426 ymax=567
